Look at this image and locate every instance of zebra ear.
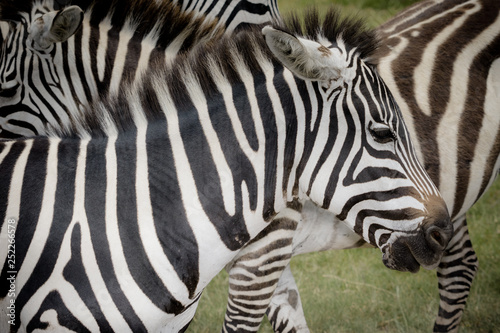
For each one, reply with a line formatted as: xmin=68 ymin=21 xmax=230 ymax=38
xmin=262 ymin=26 xmax=344 ymax=82
xmin=29 ymin=6 xmax=83 ymax=50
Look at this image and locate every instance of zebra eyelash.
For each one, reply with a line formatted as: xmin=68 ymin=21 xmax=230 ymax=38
xmin=369 ymin=123 xmax=396 ymax=144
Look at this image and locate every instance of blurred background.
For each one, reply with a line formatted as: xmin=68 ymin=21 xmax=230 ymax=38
xmin=188 ymin=1 xmax=500 ymax=331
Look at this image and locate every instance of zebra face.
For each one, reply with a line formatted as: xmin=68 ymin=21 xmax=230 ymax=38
xmin=0 ymin=5 xmax=83 ymax=137
xmin=264 ymin=27 xmax=453 ymax=273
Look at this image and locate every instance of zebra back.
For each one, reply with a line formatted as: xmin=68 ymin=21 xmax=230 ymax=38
xmin=171 ymin=0 xmax=280 ymax=32
xmin=376 ymin=0 xmax=500 ymax=219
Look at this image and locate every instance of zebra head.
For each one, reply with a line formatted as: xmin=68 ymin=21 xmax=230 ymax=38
xmin=0 ymin=1 xmax=83 ymax=137
xmin=262 ymin=12 xmax=453 ymax=273
xmin=0 ymin=0 xmax=227 ymax=138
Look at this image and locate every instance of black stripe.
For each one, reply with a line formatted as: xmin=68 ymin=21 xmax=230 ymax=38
xmin=146 ymin=107 xmax=201 ymax=299
xmin=15 ymin=139 xmax=79 ymax=330
xmin=26 ymin=290 xmax=90 ymax=333
xmin=62 ymin=223 xmax=114 ymax=331
xmin=293 ymin=79 xmax=316 ymax=188
xmin=0 ymin=140 xmax=26 ymax=300
xmin=256 ymin=69 xmax=280 ymax=220
xmin=14 ymin=139 xmax=49 ymax=275
xmin=115 ymin=121 xmax=185 ymax=315
xmin=274 ymin=69 xmax=297 ymax=195
xmin=84 ymin=137 xmax=146 ymax=330
xmin=322 ymin=90 xmax=355 ymax=208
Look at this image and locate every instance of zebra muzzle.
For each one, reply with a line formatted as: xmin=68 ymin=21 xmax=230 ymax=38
xmin=381 ymin=219 xmax=453 ymax=273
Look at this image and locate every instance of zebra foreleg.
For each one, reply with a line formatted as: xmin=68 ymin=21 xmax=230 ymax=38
xmin=434 ymin=215 xmax=478 ymax=333
xmin=222 ymin=211 xmax=300 ymax=333
xmin=265 ymin=264 xmax=309 ymax=333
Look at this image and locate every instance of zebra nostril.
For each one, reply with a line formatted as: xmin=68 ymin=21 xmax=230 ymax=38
xmin=425 ymin=226 xmax=448 ymax=251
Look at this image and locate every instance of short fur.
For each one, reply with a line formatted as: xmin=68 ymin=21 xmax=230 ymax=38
xmin=50 ymin=7 xmax=380 ymax=138
xmin=0 ymin=0 xmax=224 ymax=53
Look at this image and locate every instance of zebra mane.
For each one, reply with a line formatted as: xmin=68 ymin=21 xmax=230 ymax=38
xmin=0 ymin=0 xmax=224 ymax=51
xmin=48 ymin=7 xmax=380 ymax=139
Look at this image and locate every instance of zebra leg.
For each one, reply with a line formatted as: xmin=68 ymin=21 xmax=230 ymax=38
xmin=222 ymin=209 xmax=300 ymax=333
xmin=434 ymin=215 xmax=478 ymax=333
xmin=266 ymin=264 xmax=309 ymax=333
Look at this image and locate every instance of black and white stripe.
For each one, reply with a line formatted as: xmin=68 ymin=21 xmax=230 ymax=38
xmin=0 ymin=0 xmax=279 ymax=138
xmin=172 ymin=0 xmax=280 ymax=32
xmin=223 ymin=1 xmax=499 ymax=332
xmin=0 ymin=9 xmax=452 ymax=332
xmin=377 ymin=1 xmax=499 ymax=331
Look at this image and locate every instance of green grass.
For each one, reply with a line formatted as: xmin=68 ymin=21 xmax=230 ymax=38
xmin=277 ymin=0 xmax=418 ymax=28
xmin=188 ymin=1 xmax=500 ymax=331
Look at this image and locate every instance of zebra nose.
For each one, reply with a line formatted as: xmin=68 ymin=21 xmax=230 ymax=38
xmin=423 ymin=200 xmax=453 ymax=252
xmin=422 ymin=196 xmax=453 ymax=252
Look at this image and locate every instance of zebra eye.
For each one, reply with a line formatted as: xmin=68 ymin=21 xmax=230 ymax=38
xmin=370 ymin=126 xmax=395 ymax=144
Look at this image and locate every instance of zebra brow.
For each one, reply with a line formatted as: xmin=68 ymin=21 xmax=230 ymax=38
xmin=51 ymin=7 xmax=382 ymax=139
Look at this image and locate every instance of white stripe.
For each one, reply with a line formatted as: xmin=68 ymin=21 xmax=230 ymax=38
xmin=283 ymin=70 xmax=306 ymax=201
xmin=208 ymin=56 xmax=269 ymax=237
xmin=109 ymin=22 xmax=134 ymax=96
xmin=163 ymin=30 xmax=190 ymax=66
xmin=53 ymin=43 xmax=84 ymax=125
xmin=0 ymin=142 xmax=14 ymax=271
xmin=183 ymin=69 xmax=236 ymax=216
xmin=129 ymin=93 xmax=192 ymax=303
xmin=16 ymin=139 xmax=59 ymax=292
xmin=97 ymin=18 xmax=112 ymax=82
xmin=81 ymin=18 xmax=99 ymax=104
xmin=377 ymin=38 xmax=424 ymax=164
xmin=19 ymin=140 xmax=100 ymax=332
xmin=28 ymin=56 xmax=70 ymax=128
xmin=1 ymin=140 xmax=33 ymax=265
xmin=460 ymin=57 xmax=500 ymax=216
xmin=225 ymin=11 xmax=273 ymax=33
xmin=311 ymin=91 xmax=345 ymax=203
xmin=437 ymin=10 xmax=500 ymax=213
xmin=413 ymin=2 xmax=480 ymax=117
xmin=260 ymin=59 xmax=288 ymax=213
xmin=134 ymin=31 xmax=159 ymax=84
xmin=74 ymin=141 xmax=130 ymax=331
xmin=105 ymin=135 xmax=172 ymax=331
xmin=152 ymin=80 xmax=243 ymax=296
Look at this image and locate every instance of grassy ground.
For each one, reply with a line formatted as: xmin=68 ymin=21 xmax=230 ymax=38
xmin=276 ymin=0 xmax=419 ymax=28
xmin=188 ymin=1 xmax=500 ymax=332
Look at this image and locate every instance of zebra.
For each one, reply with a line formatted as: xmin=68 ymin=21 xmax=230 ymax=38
xmin=0 ymin=0 xmax=279 ymax=139
xmin=0 ymin=7 xmax=453 ymax=332
xmin=222 ymin=0 xmax=500 ymax=332
xmin=170 ymin=0 xmax=280 ymax=32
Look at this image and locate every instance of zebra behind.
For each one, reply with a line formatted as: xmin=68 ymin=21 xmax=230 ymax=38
xmin=222 ymin=0 xmax=500 ymax=332
xmin=0 ymin=0 xmax=280 ymax=138
xmin=0 ymin=9 xmax=452 ymax=332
